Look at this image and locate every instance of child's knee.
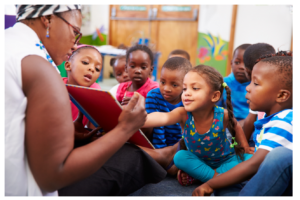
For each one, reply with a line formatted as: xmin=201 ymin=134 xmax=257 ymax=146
xmin=173 ymin=150 xmax=188 ymax=169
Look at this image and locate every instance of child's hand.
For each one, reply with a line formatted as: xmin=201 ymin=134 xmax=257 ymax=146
xmin=244 ymin=146 xmax=255 ymax=154
xmin=121 ymin=96 xmax=131 ymax=106
xmin=74 ymin=111 xmax=100 ymax=141
xmin=192 ymin=183 xmax=214 ymax=196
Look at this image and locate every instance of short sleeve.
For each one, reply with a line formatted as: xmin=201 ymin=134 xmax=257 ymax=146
xmin=145 ymin=89 xmax=160 ymax=114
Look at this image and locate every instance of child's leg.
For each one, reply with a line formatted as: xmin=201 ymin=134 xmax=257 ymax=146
xmin=173 ymin=150 xmax=216 ymax=183
xmin=216 ymin=153 xmax=253 ymax=174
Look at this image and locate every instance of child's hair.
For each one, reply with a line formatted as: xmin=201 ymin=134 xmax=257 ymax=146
xmin=162 ymin=57 xmax=192 ymax=75
xmin=126 ymin=44 xmax=154 ymax=66
xmin=232 ymin=43 xmax=251 ymax=56
xmin=190 ymin=65 xmax=245 ymax=160
xmin=243 ymin=43 xmax=275 ymax=71
xmin=255 ymin=51 xmax=293 ymax=90
xmin=169 ymin=49 xmax=190 ymax=61
xmin=68 ymin=45 xmax=102 ymax=61
xmin=110 ymin=55 xmax=126 ymax=67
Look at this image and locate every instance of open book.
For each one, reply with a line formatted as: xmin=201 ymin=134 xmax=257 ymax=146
xmin=66 ymin=84 xmax=154 ymax=149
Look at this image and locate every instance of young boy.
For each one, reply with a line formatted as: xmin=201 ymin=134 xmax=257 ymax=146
xmin=242 ymin=43 xmax=276 ymax=144
xmin=192 ymin=51 xmax=293 ymax=196
xmin=168 ymin=49 xmax=190 ymax=61
xmin=217 ymin=44 xmax=251 ymax=122
xmin=144 ymin=57 xmax=192 ymax=148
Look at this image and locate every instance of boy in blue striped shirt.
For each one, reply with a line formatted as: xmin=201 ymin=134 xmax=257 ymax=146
xmin=145 ymin=57 xmax=192 ymax=148
xmin=192 ymin=51 xmax=293 ymax=196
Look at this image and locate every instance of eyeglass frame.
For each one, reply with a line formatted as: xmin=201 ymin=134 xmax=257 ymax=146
xmin=54 ymin=13 xmax=82 ymax=45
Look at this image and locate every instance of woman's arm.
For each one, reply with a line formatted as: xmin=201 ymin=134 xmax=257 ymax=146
xmin=192 ymin=149 xmax=270 ymax=196
xmin=22 ymin=56 xmax=147 ymax=192
xmin=143 ymin=107 xmax=186 ymax=128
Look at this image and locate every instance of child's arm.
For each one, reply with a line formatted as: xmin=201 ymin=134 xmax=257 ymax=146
xmin=243 ymin=113 xmax=257 ymax=141
xmin=192 ymin=149 xmax=269 ymax=196
xmin=143 ymin=107 xmax=186 ymax=128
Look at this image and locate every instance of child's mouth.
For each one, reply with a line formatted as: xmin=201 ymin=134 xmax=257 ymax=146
xmin=184 ymin=99 xmax=193 ymax=105
xmin=84 ymin=74 xmax=92 ymax=82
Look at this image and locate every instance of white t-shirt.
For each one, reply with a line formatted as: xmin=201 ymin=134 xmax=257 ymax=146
xmin=5 ymin=22 xmax=58 ymax=196
xmin=109 ymin=83 xmax=120 ymax=99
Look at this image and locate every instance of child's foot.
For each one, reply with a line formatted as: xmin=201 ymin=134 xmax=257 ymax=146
xmin=177 ymin=170 xmax=199 ymax=186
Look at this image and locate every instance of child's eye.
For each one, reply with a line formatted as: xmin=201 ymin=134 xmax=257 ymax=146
xmin=173 ymin=84 xmax=178 ymax=87
xmin=142 ymin=66 xmax=147 ymax=70
xmin=183 ymin=88 xmax=187 ymax=91
xmin=254 ymin=82 xmax=258 ymax=86
xmin=117 ymin=73 xmax=122 ymax=76
xmin=234 ymin=61 xmax=240 ymax=65
xmin=160 ymin=81 xmax=165 ymax=85
xmin=193 ymin=88 xmax=200 ymax=90
xmin=95 ymin=68 xmax=100 ymax=72
xmin=130 ymin=65 xmax=135 ymax=68
xmin=82 ymin=61 xmax=88 ymax=65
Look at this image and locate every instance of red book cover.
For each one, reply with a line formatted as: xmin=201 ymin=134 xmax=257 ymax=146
xmin=66 ymin=84 xmax=154 ymax=149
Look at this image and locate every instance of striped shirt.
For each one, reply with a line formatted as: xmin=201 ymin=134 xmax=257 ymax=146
xmin=253 ymin=109 xmax=293 ymax=152
xmin=145 ymin=88 xmax=183 ymax=148
xmin=217 ymin=73 xmax=250 ymax=121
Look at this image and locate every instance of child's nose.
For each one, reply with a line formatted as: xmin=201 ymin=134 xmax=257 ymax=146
xmin=164 ymin=85 xmax=171 ymax=92
xmin=246 ymin=84 xmax=250 ymax=92
xmin=135 ymin=67 xmax=142 ymax=73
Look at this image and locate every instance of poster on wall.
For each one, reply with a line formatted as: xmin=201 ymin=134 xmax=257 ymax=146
xmin=80 ymin=5 xmax=109 ymax=46
xmin=197 ymin=5 xmax=232 ymax=76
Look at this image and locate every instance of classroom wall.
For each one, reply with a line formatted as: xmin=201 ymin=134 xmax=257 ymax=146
xmin=233 ymin=5 xmax=292 ymax=51
xmin=197 ymin=5 xmax=233 ymax=76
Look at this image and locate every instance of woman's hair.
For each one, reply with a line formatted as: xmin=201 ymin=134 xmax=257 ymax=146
xmin=126 ymin=44 xmax=154 ymax=66
xmin=255 ymin=51 xmax=293 ymax=90
xmin=190 ymin=65 xmax=245 ymax=160
xmin=110 ymin=55 xmax=126 ymax=67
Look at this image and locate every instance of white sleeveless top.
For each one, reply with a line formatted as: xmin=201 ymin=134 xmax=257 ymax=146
xmin=5 ymin=22 xmax=58 ymax=196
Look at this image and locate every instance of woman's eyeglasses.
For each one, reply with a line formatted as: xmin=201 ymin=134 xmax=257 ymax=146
xmin=55 ymin=14 xmax=82 ymax=45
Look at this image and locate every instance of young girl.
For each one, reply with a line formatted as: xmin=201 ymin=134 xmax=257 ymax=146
xmin=143 ymin=65 xmax=253 ymax=186
xmin=116 ymin=44 xmax=159 ymax=105
xmin=63 ymin=45 xmax=102 ymax=139
xmin=109 ymin=55 xmax=130 ymax=99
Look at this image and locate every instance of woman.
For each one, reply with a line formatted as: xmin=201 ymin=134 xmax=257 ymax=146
xmin=5 ymin=5 xmax=176 ymax=196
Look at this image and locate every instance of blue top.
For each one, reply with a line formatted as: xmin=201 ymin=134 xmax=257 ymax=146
xmin=183 ymin=105 xmax=234 ymax=166
xmin=145 ymin=88 xmax=183 ymax=148
xmin=216 ymin=73 xmax=250 ymax=121
xmin=253 ymin=109 xmax=293 ymax=152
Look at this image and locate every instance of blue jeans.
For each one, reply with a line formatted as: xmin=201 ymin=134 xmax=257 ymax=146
xmin=174 ymin=150 xmax=252 ymax=183
xmin=214 ymin=146 xmax=293 ymax=196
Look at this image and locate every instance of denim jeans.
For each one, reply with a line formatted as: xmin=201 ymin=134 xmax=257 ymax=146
xmin=214 ymin=146 xmax=293 ymax=196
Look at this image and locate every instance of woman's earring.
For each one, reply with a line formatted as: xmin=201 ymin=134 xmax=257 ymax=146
xmin=46 ymin=26 xmax=49 ymax=38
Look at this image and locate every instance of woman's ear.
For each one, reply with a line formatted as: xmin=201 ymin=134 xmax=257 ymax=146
xmin=276 ymin=89 xmax=291 ymax=103
xmin=40 ymin=15 xmax=52 ymax=28
xmin=211 ymin=91 xmax=221 ymax=103
xmin=65 ymin=61 xmax=72 ymax=71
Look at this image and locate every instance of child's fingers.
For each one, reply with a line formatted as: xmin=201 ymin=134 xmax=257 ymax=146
xmin=84 ymin=127 xmax=101 ymax=138
xmin=75 ymin=110 xmax=84 ymax=122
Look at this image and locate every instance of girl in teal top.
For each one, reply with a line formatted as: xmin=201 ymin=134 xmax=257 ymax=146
xmin=143 ymin=65 xmax=253 ymax=186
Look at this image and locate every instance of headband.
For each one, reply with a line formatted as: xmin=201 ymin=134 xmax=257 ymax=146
xmin=68 ymin=45 xmax=102 ymax=61
xmin=16 ymin=5 xmax=81 ymax=21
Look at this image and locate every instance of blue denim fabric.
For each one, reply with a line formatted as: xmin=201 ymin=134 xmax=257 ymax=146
xmin=214 ymin=146 xmax=293 ymax=196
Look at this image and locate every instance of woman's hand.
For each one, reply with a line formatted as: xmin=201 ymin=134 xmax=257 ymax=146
xmin=192 ymin=183 xmax=214 ymax=196
xmin=244 ymin=146 xmax=255 ymax=154
xmin=74 ymin=111 xmax=100 ymax=141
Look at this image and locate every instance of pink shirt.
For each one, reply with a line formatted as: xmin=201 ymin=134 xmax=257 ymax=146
xmin=116 ymin=78 xmax=159 ymax=103
xmin=63 ymin=78 xmax=101 ymax=126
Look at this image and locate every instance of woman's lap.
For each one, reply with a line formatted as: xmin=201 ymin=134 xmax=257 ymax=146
xmin=58 ymin=143 xmax=166 ymax=196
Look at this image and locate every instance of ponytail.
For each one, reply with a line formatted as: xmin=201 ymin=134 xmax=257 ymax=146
xmin=224 ymin=85 xmax=245 ymax=161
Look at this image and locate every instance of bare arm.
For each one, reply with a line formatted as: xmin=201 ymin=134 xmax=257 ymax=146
xmin=143 ymin=107 xmax=186 ymax=128
xmin=23 ymin=56 xmax=147 ymax=192
xmin=243 ymin=113 xmax=257 ymax=141
xmin=192 ymin=149 xmax=269 ymax=196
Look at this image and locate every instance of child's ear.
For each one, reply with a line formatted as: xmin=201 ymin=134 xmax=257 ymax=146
xmin=211 ymin=91 xmax=221 ymax=103
xmin=65 ymin=61 xmax=71 ymax=71
xmin=150 ymin=65 xmax=154 ymax=73
xmin=276 ymin=89 xmax=291 ymax=103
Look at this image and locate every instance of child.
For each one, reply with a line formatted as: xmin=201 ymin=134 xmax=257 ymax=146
xmin=116 ymin=44 xmax=159 ymax=105
xmin=143 ymin=65 xmax=253 ymax=186
xmin=217 ymin=44 xmax=251 ymax=124
xmin=242 ymin=43 xmax=276 ymax=145
xmin=168 ymin=49 xmax=190 ymax=61
xmin=109 ymin=55 xmax=130 ymax=99
xmin=145 ymin=57 xmax=192 ymax=148
xmin=110 ymin=55 xmax=130 ymax=84
xmin=63 ymin=45 xmax=102 ymax=132
xmin=192 ymin=51 xmax=293 ymax=196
